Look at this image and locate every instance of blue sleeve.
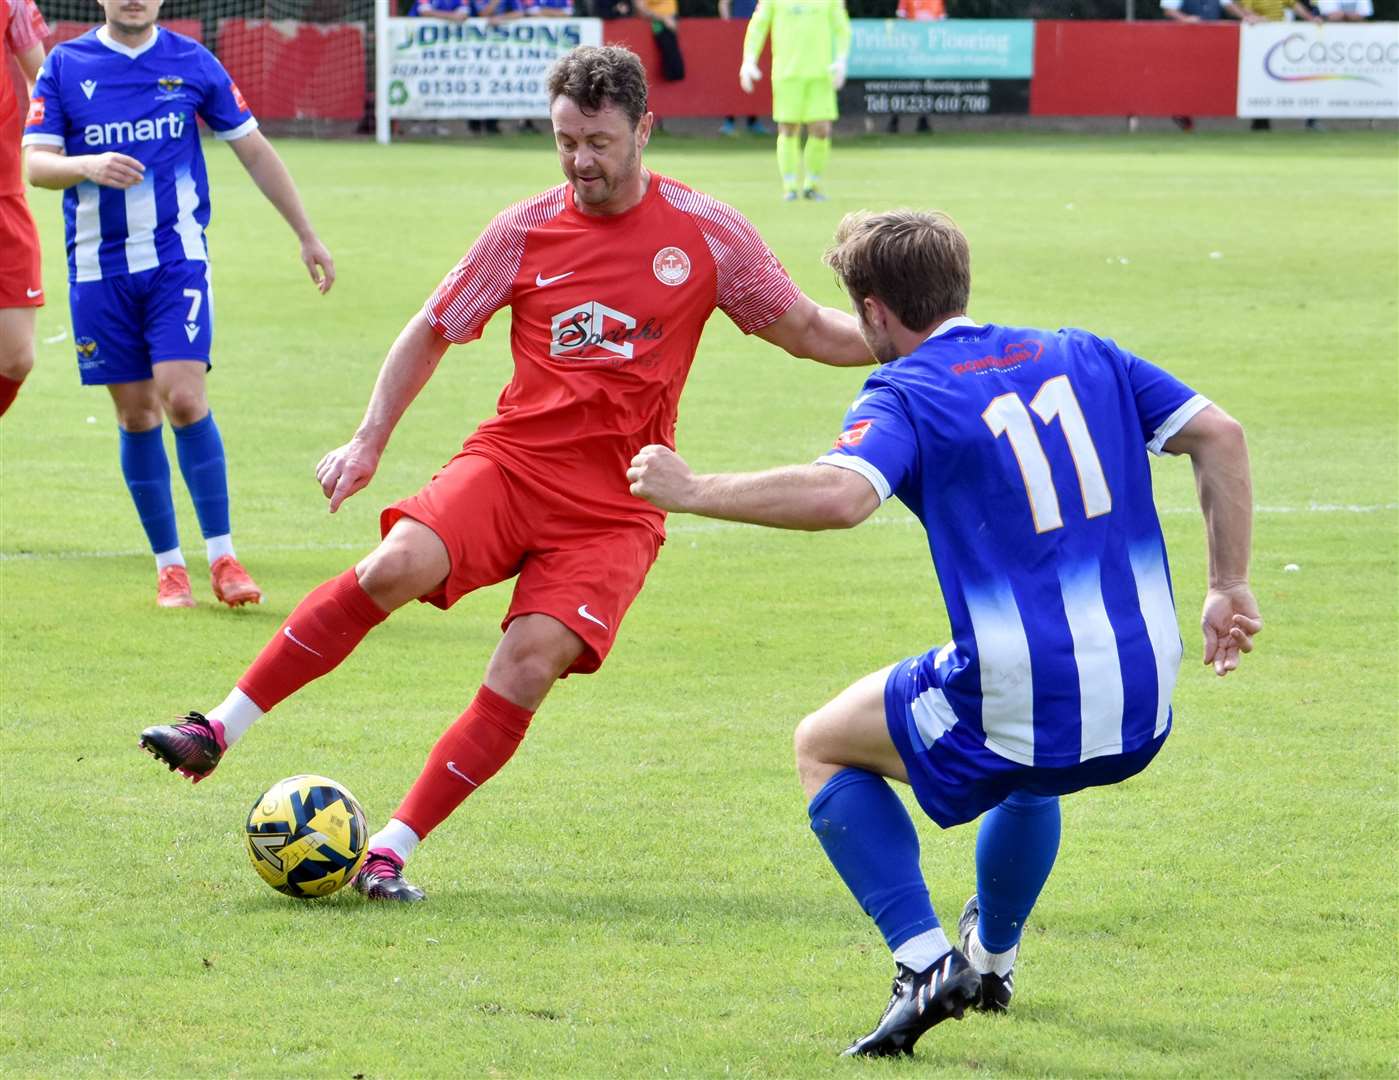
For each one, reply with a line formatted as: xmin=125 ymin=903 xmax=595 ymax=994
xmin=1099 ymin=336 xmax=1211 ymax=456
xmin=21 ymin=49 xmax=66 ymax=146
xmin=195 ymin=46 xmax=257 ymax=137
xmin=815 ymin=382 xmax=919 ymax=504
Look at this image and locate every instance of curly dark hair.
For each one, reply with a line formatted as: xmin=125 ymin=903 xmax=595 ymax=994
xmin=546 ymin=45 xmax=649 ymax=128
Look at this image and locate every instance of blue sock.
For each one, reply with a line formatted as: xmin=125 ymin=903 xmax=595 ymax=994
xmin=975 ymin=791 xmax=1061 ymax=953
xmin=808 ymin=768 xmax=942 ymax=952
xmin=119 ymin=425 xmax=179 ymax=555
xmin=172 ymin=412 xmax=230 ymax=539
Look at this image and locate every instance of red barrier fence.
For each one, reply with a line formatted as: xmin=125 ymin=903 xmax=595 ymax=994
xmin=216 ymin=20 xmax=365 ymax=121
xmin=1031 ymin=21 xmax=1239 ymax=117
xmin=602 ymin=18 xmax=769 ymax=119
xmin=6 ymin=17 xmax=1267 ymax=128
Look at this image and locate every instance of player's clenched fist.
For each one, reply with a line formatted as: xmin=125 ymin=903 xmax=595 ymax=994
xmin=627 ymin=444 xmax=695 ymax=512
xmin=82 ymin=151 xmax=145 ymax=189
xmin=317 ymin=439 xmax=381 ymax=513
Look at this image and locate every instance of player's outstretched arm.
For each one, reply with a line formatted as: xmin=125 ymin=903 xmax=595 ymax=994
xmin=15 ymin=40 xmax=45 ymax=93
xmin=1163 ymin=404 xmax=1262 ymax=676
xmin=25 ymin=145 xmax=145 ymax=190
xmin=628 ymin=445 xmax=879 ymax=531
xmin=755 ymin=295 xmax=875 ymax=367
xmin=227 ymin=131 xmax=335 ymax=294
xmin=317 ymin=314 xmax=451 ymax=513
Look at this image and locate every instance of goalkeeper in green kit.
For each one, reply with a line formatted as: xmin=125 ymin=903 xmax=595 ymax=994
xmin=740 ymin=0 xmax=852 ymax=201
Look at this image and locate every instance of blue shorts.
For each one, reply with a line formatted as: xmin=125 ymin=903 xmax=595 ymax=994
xmin=69 ymin=260 xmax=213 ymax=385
xmin=884 ymin=653 xmax=1168 ymax=829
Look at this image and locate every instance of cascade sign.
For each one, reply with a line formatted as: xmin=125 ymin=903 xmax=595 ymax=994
xmin=1237 ymin=22 xmax=1399 ymax=118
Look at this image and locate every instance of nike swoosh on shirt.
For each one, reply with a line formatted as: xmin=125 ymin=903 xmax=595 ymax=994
xmin=26 ymin=288 xmax=42 ymax=298
xmin=446 ymin=761 xmax=479 ymax=786
xmin=851 ymin=392 xmax=877 ymax=410
xmin=577 ymin=604 xmax=608 ymax=630
xmin=535 ymin=271 xmax=574 ymax=287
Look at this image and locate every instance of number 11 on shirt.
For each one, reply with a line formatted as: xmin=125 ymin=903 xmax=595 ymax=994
xmin=982 ymin=374 xmax=1112 ymax=534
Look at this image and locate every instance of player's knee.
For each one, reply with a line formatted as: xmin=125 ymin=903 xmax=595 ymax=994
xmin=356 ymin=544 xmax=431 ymax=610
xmin=115 ymin=401 xmax=163 ymax=432
xmin=793 ymin=712 xmax=833 ymax=791
xmin=488 ymin=652 xmax=562 ymax=707
xmin=0 ymin=336 xmax=34 ymax=380
xmin=162 ymin=388 xmax=208 ymax=427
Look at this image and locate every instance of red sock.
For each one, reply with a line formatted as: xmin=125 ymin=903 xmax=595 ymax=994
xmin=393 ymin=685 xmax=534 ymax=840
xmin=237 ymin=567 xmax=388 ymax=712
xmin=0 ymin=374 xmax=23 ymax=418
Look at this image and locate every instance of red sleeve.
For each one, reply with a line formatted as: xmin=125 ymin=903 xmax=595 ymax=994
xmin=657 ymin=180 xmax=801 ymax=335
xmin=6 ymin=0 xmax=48 ymax=54
xmin=424 ymin=187 xmax=567 ymax=345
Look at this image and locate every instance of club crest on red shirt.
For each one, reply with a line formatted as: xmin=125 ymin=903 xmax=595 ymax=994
xmin=652 ymin=246 xmax=690 ymax=287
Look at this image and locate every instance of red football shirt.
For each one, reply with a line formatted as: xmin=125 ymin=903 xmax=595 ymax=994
xmin=1 ymin=0 xmax=47 ymax=196
xmin=425 ymin=173 xmax=802 ymax=533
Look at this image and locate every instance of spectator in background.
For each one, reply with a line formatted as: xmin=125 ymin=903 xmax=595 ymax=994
xmin=416 ymin=0 xmax=526 ymax=134
xmin=888 ymin=0 xmax=945 ymax=135
xmin=638 ymin=0 xmax=685 ymax=84
xmin=1160 ymin=0 xmax=1223 ymax=132
xmin=1316 ymin=0 xmax=1371 ymax=17
xmin=1224 ymin=0 xmax=1322 ymax=21
xmin=719 ymin=1 xmax=772 ymax=137
xmin=1224 ymin=0 xmax=1323 ymax=130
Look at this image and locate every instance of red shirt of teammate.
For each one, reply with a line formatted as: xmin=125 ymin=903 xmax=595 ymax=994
xmin=0 ymin=0 xmax=47 ymax=418
xmin=0 ymin=0 xmax=47 ymax=308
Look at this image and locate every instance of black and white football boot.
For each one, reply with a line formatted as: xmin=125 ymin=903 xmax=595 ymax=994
xmin=958 ymin=894 xmax=1015 ymax=1013
xmin=841 ymin=948 xmax=982 ymax=1057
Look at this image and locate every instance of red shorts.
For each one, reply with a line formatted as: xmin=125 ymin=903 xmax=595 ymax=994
xmin=381 ymin=452 xmax=663 ymax=676
xmin=0 ymin=193 xmax=43 ymax=308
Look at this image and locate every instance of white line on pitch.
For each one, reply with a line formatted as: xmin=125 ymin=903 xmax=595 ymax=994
xmin=0 ymin=502 xmax=1394 ymax=563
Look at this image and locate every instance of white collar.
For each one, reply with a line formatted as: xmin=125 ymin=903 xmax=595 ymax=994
xmin=925 ymin=315 xmax=980 ymax=341
xmin=97 ymin=25 xmax=161 ymax=60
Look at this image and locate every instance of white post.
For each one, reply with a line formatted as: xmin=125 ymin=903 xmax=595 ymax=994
xmin=375 ymin=0 xmax=391 ymax=145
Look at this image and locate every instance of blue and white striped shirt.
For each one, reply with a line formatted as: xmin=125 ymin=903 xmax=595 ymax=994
xmin=821 ymin=318 xmax=1209 ymax=768
xmin=22 ymin=26 xmax=256 ymax=283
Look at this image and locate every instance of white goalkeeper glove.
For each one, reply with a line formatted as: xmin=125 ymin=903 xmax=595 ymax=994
xmin=829 ymin=57 xmax=847 ymax=91
xmin=739 ymin=58 xmax=763 ymax=94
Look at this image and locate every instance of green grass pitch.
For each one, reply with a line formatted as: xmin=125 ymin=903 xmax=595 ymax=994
xmin=1 ymin=129 xmax=1396 ymax=1077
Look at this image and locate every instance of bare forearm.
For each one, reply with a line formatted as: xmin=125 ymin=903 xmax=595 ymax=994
xmin=234 ymin=135 xmax=317 ymax=241
xmin=808 ymin=305 xmax=877 ymax=366
xmin=677 ymin=465 xmax=871 ymax=530
xmin=17 ymin=43 xmax=44 ymax=91
xmin=1192 ymin=427 xmax=1253 ymax=587
xmin=25 ymin=150 xmax=90 ymax=190
xmin=758 ymin=299 xmax=875 ymax=367
xmin=355 ymin=315 xmax=451 ymax=452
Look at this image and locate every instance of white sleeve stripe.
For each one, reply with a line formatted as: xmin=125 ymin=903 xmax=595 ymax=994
xmin=429 ymin=187 xmax=566 ymax=344
xmin=1148 ymin=393 xmax=1211 ymax=456
xmin=20 ymin=133 xmax=65 ymax=147
xmin=658 ymin=180 xmax=800 ymax=333
xmin=214 ymin=117 xmax=259 ymax=141
xmin=816 ymin=453 xmax=892 ymax=503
